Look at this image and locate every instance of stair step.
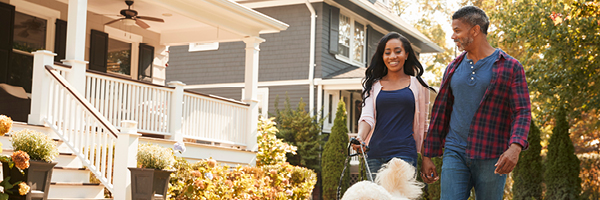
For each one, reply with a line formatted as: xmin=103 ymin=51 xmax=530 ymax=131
xmin=52 ymin=167 xmax=91 ymax=183
xmin=48 ymin=182 xmax=105 ymax=199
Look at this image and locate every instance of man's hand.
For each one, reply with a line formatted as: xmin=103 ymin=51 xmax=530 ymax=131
xmin=494 ymin=143 xmax=522 ymax=174
xmin=420 ymin=156 xmax=439 ymax=184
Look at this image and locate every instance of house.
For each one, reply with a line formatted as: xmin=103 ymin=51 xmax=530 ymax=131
xmin=167 ymin=0 xmax=442 ymax=134
xmin=0 ymin=0 xmax=287 ymax=199
xmin=166 ymin=0 xmax=442 ymax=185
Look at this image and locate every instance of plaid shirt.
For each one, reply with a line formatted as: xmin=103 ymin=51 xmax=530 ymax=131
xmin=423 ymin=50 xmax=531 ymax=159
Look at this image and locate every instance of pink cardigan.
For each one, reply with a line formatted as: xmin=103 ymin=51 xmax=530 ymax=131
xmin=357 ymin=76 xmax=430 ymax=153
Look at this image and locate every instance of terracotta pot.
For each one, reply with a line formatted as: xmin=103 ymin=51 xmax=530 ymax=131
xmin=129 ymin=167 xmax=174 ymax=200
xmin=1 ymin=160 xmax=57 ymax=200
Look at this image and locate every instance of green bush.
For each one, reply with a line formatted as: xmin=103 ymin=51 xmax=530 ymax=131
xmin=168 ymin=117 xmax=317 ymax=199
xmin=257 ymin=117 xmax=297 ymax=166
xmin=512 ymin=121 xmax=544 ymax=200
xmin=10 ymin=129 xmax=58 ymax=162
xmin=545 ymin=108 xmax=582 ymax=199
xmin=137 ymin=143 xmax=175 ymax=170
xmin=273 ymin=96 xmax=324 ymax=173
xmin=321 ymin=100 xmax=350 ymax=200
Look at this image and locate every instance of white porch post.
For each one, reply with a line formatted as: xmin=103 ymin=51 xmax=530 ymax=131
xmin=113 ymin=120 xmax=140 ymax=200
xmin=168 ymin=81 xmax=186 ymax=142
xmin=242 ymin=36 xmax=264 ymax=154
xmin=28 ymin=50 xmax=56 ymax=125
xmin=63 ymin=0 xmax=88 ymax=93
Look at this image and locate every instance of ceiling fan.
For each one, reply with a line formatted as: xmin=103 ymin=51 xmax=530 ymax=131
xmin=104 ymin=0 xmax=164 ymax=29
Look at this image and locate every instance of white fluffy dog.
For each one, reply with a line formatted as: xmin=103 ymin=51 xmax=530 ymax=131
xmin=341 ymin=158 xmax=424 ymax=200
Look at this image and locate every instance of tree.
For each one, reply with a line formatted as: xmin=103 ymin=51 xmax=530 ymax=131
xmin=545 ymin=108 xmax=582 ymax=199
xmin=321 ymin=101 xmax=350 ymax=200
xmin=273 ymin=95 xmax=324 ymax=173
xmin=512 ymin=121 xmax=544 ymax=200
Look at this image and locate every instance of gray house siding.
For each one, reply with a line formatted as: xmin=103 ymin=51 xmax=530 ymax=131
xmin=167 ymin=4 xmax=315 ymax=85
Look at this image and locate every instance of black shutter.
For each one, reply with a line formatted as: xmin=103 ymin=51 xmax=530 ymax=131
xmin=329 ymin=6 xmax=339 ymax=54
xmin=54 ymin=19 xmax=67 ymax=62
xmin=138 ymin=43 xmax=154 ymax=82
xmin=89 ymin=29 xmax=108 ymax=72
xmin=368 ymin=0 xmax=377 ymax=4
xmin=366 ymin=25 xmax=384 ymax=67
xmin=0 ymin=2 xmax=15 ymax=83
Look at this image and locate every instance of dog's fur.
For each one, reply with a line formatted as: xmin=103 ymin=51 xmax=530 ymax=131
xmin=341 ymin=158 xmax=424 ymax=200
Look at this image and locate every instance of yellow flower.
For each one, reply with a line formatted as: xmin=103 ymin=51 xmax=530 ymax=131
xmin=18 ymin=182 xmax=30 ymax=195
xmin=0 ymin=115 xmax=12 ymax=135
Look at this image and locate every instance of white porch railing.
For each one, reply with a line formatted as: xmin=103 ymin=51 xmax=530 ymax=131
xmin=43 ymin=64 xmax=119 ymax=193
xmin=182 ymin=92 xmax=248 ymax=147
xmin=85 ymin=72 xmax=172 ymax=135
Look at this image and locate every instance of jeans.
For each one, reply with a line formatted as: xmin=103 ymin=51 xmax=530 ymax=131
xmin=366 ymin=156 xmax=416 ymax=180
xmin=440 ymin=148 xmax=507 ymax=200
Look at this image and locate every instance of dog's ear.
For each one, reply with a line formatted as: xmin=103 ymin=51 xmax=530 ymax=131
xmin=375 ymin=158 xmax=424 ymax=199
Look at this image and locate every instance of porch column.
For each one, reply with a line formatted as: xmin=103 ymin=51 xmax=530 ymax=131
xmin=28 ymin=50 xmax=56 ymax=125
xmin=113 ymin=120 xmax=140 ymax=200
xmin=63 ymin=0 xmax=88 ymax=93
xmin=242 ymin=36 xmax=264 ymax=154
xmin=168 ymin=81 xmax=185 ymax=142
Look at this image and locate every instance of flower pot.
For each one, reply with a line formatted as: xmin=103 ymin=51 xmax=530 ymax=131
xmin=1 ymin=160 xmax=57 ymax=200
xmin=129 ymin=167 xmax=174 ymax=200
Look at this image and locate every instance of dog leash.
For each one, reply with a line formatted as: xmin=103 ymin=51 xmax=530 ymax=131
xmin=336 ymin=138 xmax=373 ymax=200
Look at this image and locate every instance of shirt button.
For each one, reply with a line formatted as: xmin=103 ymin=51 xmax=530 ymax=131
xmin=472 ymin=72 xmax=475 ymax=74
xmin=471 ymin=66 xmax=474 ymax=69
xmin=471 ymin=77 xmax=474 ymax=80
xmin=470 ymin=62 xmax=473 ymax=64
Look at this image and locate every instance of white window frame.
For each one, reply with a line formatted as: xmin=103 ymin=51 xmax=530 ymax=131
xmin=11 ymin=0 xmax=60 ymax=53
xmin=335 ymin=12 xmax=367 ymax=68
xmin=104 ymin=26 xmax=142 ymax=78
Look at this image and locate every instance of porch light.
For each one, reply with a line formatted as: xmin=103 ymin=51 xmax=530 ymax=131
xmin=122 ymin=18 xmax=135 ymax=26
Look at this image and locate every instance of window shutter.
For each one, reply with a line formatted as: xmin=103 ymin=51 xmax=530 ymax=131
xmin=54 ymin=19 xmax=67 ymax=62
xmin=138 ymin=43 xmax=154 ymax=82
xmin=89 ymin=29 xmax=108 ymax=72
xmin=329 ymin=6 xmax=339 ymax=54
xmin=368 ymin=0 xmax=377 ymax=4
xmin=0 ymin=2 xmax=15 ymax=83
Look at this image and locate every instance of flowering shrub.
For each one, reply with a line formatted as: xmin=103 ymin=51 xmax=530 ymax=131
xmin=257 ymin=117 xmax=297 ymax=166
xmin=10 ymin=129 xmax=58 ymax=162
xmin=137 ymin=143 xmax=176 ymax=170
xmin=0 ymin=116 xmax=32 ymax=199
xmin=168 ymin=117 xmax=316 ymax=199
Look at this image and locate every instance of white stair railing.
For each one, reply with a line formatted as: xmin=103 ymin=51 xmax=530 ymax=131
xmin=43 ymin=65 xmax=119 ymax=193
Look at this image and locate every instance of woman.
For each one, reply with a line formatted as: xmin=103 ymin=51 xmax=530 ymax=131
xmin=353 ymin=32 xmax=435 ymax=178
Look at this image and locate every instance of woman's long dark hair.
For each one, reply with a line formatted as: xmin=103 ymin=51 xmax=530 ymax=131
xmin=361 ymin=32 xmax=436 ymax=106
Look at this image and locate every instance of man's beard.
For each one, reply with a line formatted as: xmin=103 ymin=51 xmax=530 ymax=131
xmin=454 ymin=36 xmax=473 ymax=51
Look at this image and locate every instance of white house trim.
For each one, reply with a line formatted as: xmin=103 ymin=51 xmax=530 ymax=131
xmin=184 ymin=79 xmax=312 ymax=89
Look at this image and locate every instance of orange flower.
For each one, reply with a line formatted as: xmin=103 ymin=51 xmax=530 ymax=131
xmin=11 ymin=150 xmax=30 ymax=170
xmin=207 ymin=159 xmax=217 ymax=168
xmin=191 ymin=170 xmax=202 ymax=177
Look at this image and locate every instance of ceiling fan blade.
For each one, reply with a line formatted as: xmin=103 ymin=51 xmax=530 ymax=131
xmin=136 ymin=16 xmax=164 ymax=23
xmin=104 ymin=19 xmax=122 ymax=25
xmin=135 ymin=19 xmax=150 ymax=29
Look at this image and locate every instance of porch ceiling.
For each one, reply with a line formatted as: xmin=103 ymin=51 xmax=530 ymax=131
xmin=57 ymin=0 xmax=288 ymax=45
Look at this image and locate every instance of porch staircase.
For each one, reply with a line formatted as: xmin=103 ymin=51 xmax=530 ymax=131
xmin=0 ymin=122 xmax=109 ymax=199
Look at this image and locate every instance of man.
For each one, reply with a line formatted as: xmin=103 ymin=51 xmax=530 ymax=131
xmin=420 ymin=6 xmax=531 ymax=200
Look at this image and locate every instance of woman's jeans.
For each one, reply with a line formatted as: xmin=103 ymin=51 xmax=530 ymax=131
xmin=366 ymin=156 xmax=416 ymax=180
xmin=440 ymin=148 xmax=507 ymax=200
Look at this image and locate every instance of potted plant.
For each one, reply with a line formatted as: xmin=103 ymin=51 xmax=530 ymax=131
xmin=5 ymin=128 xmax=59 ymax=200
xmin=0 ymin=148 xmax=32 ymax=199
xmin=129 ymin=143 xmax=176 ymax=200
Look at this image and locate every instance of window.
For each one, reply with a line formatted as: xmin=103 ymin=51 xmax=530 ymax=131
xmin=107 ymin=38 xmax=131 ymax=75
xmin=8 ymin=11 xmax=48 ymax=93
xmin=337 ymin=13 xmax=366 ymax=66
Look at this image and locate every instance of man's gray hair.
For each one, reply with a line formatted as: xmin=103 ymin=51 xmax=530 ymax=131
xmin=452 ymin=6 xmax=490 ymax=35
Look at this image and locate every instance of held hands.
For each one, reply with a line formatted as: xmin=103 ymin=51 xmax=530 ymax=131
xmin=420 ymin=156 xmax=439 ymax=184
xmin=494 ymin=143 xmax=522 ymax=174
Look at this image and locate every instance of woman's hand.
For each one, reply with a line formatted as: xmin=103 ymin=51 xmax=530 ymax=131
xmin=351 ymin=138 xmax=368 ymax=153
xmin=420 ymin=156 xmax=439 ymax=184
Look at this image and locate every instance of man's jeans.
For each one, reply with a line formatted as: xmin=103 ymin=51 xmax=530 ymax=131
xmin=440 ymin=148 xmax=506 ymax=200
xmin=367 ymin=156 xmax=416 ymax=180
